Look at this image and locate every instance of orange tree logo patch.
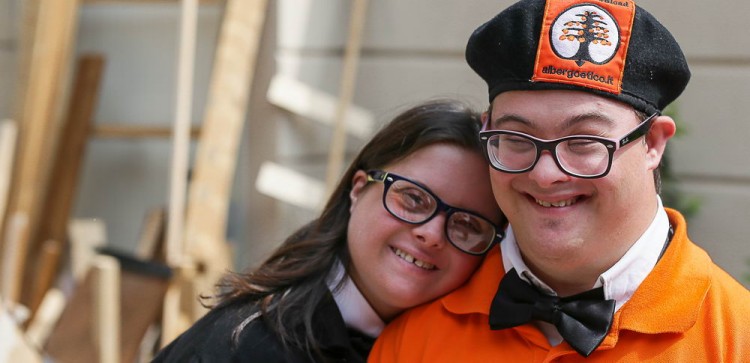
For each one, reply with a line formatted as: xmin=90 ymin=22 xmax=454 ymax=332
xmin=533 ymin=0 xmax=635 ymax=94
xmin=552 ymin=5 xmax=619 ymax=66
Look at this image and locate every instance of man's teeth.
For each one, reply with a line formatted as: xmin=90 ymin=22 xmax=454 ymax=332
xmin=393 ymin=248 xmax=435 ymax=270
xmin=535 ymin=197 xmax=578 ymax=208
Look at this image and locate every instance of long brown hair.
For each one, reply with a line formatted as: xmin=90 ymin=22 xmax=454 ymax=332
xmin=216 ymin=99 xmax=490 ymax=360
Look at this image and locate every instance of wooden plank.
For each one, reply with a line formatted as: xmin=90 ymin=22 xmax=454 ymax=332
xmin=25 ymin=240 xmax=62 ymax=324
xmin=92 ymin=255 xmax=120 ymax=363
xmin=9 ymin=0 xmax=40 ymax=133
xmin=91 ymin=124 xmax=201 ymax=139
xmin=266 ymin=75 xmax=375 ymax=139
xmin=0 ymin=301 xmax=42 ymax=363
xmin=25 ymin=288 xmax=66 ymax=350
xmin=255 ymin=161 xmax=325 ymax=210
xmin=134 ymin=207 xmax=167 ymax=260
xmin=68 ymin=218 xmax=107 ymax=282
xmin=0 ymin=120 xmax=17 ymax=241
xmin=161 ymin=0 xmax=269 ymax=345
xmin=1 ymin=214 xmax=28 ymax=305
xmin=45 ymin=250 xmax=171 ymax=363
xmin=83 ymin=0 xmax=220 ymax=4
xmin=182 ymin=0 xmax=268 ymax=264
xmin=324 ymin=0 xmax=369 ymax=195
xmin=179 ymin=0 xmax=268 ymax=320
xmin=0 ymin=121 xmax=18 ymax=302
xmin=3 ymin=0 xmax=80 ymax=303
xmin=25 ymin=55 xmax=105 ymax=317
xmin=166 ymin=0 xmax=199 ymax=268
xmin=160 ymin=0 xmax=201 ymax=347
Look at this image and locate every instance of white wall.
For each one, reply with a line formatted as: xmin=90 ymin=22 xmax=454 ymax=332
xmin=2 ymin=0 xmax=748 ymax=288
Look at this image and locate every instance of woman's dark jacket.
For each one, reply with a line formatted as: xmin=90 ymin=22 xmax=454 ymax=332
xmin=152 ymin=293 xmax=374 ymax=363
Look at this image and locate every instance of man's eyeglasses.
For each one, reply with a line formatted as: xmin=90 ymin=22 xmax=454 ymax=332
xmin=366 ymin=170 xmax=503 ymax=256
xmin=479 ymin=112 xmax=659 ymax=179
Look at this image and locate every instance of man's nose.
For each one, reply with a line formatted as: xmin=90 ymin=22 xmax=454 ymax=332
xmin=527 ymin=151 xmax=571 ymax=187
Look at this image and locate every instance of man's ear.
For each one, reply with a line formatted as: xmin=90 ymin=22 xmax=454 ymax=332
xmin=349 ymin=170 xmax=369 ymax=212
xmin=645 ymin=115 xmax=676 ymax=171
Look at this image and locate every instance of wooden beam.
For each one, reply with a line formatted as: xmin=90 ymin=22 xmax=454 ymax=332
xmin=166 ymin=0 xmax=199 ymax=268
xmin=0 ymin=120 xmax=17 ymax=239
xmin=92 ymin=255 xmax=121 ymax=363
xmin=160 ymin=0 xmax=200 ymax=346
xmin=25 ymin=55 xmax=105 ymax=317
xmin=255 ymin=161 xmax=325 ymax=210
xmin=181 ymin=0 xmax=268 ymax=312
xmin=4 ymin=0 xmax=80 ymax=303
xmin=10 ymin=0 xmax=40 ymax=133
xmin=45 ymin=249 xmax=171 ymax=363
xmin=83 ymin=0 xmax=220 ymax=4
xmin=25 ymin=240 xmax=62 ymax=324
xmin=1 ymin=214 xmax=27 ymax=304
xmin=0 ymin=120 xmax=18 ymax=303
xmin=182 ymin=0 xmax=269 ymax=256
xmin=91 ymin=124 xmax=201 ymax=139
xmin=134 ymin=207 xmax=167 ymax=260
xmin=25 ymin=288 xmax=66 ymax=350
xmin=266 ymin=75 xmax=374 ymax=140
xmin=0 ymin=301 xmax=42 ymax=363
xmin=68 ymin=219 xmax=107 ymax=282
xmin=324 ymin=0 xmax=369 ymax=196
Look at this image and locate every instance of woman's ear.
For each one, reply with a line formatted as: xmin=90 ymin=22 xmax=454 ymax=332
xmin=645 ymin=115 xmax=676 ymax=171
xmin=349 ymin=170 xmax=369 ymax=212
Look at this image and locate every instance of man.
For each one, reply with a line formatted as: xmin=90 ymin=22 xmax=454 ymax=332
xmin=369 ymin=0 xmax=750 ymax=361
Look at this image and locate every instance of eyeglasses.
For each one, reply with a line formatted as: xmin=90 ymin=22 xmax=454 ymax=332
xmin=479 ymin=112 xmax=658 ymax=179
xmin=366 ymin=170 xmax=503 ymax=255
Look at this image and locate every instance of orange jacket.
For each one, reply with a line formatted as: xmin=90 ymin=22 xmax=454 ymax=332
xmin=369 ymin=209 xmax=750 ymax=362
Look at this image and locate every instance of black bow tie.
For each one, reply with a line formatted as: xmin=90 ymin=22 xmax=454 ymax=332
xmin=489 ymin=268 xmax=616 ymax=357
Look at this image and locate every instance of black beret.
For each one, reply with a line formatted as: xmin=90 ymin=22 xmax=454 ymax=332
xmin=466 ymin=0 xmax=691 ymax=115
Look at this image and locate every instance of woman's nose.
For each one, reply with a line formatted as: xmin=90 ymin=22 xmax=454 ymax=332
xmin=412 ymin=213 xmax=448 ymax=250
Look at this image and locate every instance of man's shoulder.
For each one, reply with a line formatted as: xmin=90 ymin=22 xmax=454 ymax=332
xmin=706 ymin=262 xmax=750 ymax=309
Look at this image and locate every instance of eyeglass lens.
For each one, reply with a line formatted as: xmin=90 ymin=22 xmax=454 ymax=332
xmin=384 ymin=178 xmax=495 ymax=254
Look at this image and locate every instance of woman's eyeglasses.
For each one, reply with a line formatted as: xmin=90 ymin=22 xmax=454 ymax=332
xmin=366 ymin=170 xmax=503 ymax=255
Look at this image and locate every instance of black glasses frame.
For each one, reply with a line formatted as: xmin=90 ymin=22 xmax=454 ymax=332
xmin=366 ymin=170 xmax=503 ymax=255
xmin=479 ymin=112 xmax=659 ymax=179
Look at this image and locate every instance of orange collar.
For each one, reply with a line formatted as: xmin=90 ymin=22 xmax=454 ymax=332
xmin=441 ymin=208 xmax=710 ymax=335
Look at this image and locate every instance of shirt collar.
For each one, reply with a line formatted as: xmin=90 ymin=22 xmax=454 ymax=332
xmin=326 ymin=261 xmax=385 ymax=338
xmin=501 ymin=196 xmax=670 ymax=311
xmin=442 ymin=207 xmax=708 ymax=339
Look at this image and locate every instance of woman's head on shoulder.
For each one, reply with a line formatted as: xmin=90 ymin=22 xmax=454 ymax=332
xmin=333 ymin=99 xmax=505 ymax=320
xmin=218 ymin=99 xmax=505 ymax=355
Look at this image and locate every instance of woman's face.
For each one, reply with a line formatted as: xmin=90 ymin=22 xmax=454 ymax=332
xmin=347 ymin=143 xmax=502 ymax=321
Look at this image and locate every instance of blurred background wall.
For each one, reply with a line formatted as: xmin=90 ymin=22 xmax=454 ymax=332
xmin=1 ymin=0 xmax=748 ymax=289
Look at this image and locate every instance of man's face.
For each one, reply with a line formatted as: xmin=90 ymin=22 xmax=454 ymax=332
xmin=487 ymin=90 xmax=669 ymax=283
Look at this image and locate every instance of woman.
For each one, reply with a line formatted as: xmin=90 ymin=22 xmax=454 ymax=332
xmin=152 ymin=99 xmax=506 ymax=362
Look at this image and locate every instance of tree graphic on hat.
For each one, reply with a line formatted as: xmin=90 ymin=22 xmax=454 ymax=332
xmin=560 ymin=11 xmax=612 ymax=66
xmin=551 ymin=5 xmax=620 ymax=67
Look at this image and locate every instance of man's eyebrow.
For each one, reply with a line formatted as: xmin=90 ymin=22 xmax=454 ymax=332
xmin=491 ymin=112 xmax=617 ymax=130
xmin=491 ymin=114 xmax=531 ymax=129
xmin=563 ymin=112 xmax=617 ymax=130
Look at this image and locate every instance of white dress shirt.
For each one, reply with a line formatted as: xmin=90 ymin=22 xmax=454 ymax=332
xmin=500 ymin=196 xmax=671 ymax=345
xmin=327 ymin=261 xmax=385 ymax=338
